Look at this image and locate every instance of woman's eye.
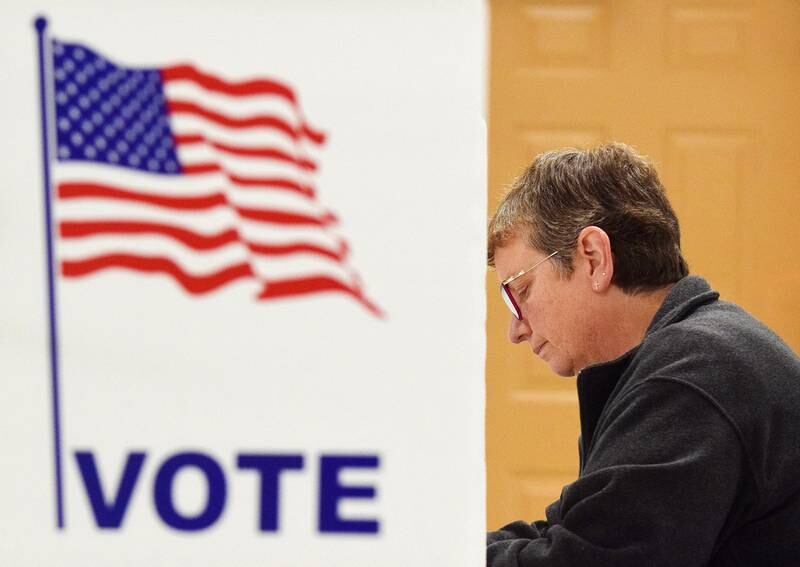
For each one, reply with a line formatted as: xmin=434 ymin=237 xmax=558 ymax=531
xmin=519 ymin=286 xmax=530 ymax=300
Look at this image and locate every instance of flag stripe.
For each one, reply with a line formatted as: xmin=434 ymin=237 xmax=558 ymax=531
xmin=248 ymin=241 xmax=346 ymax=262
xmin=161 ymin=67 xmax=326 ymax=144
xmin=161 ymin=64 xmax=298 ymax=103
xmin=58 ymin=182 xmax=227 ymax=210
xmin=235 ymin=206 xmax=335 ymax=226
xmin=57 ymin=182 xmax=329 ymax=225
xmin=59 ymin=220 xmax=348 ymax=262
xmin=62 ymin=253 xmax=254 ymax=294
xmin=259 ymin=276 xmax=382 ymax=317
xmin=174 ymin=133 xmax=317 ymax=171
xmin=166 ymin=99 xmax=322 ymax=144
xmin=179 ymin=163 xmax=315 ymax=197
xmin=60 ymin=220 xmax=240 ymax=250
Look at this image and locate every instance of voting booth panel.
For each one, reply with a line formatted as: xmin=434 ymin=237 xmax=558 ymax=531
xmin=0 ymin=2 xmax=486 ymax=565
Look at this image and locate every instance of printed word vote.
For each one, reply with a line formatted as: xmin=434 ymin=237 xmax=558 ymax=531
xmin=74 ymin=451 xmax=380 ymax=533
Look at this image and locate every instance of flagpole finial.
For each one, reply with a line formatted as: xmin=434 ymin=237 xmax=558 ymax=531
xmin=34 ymin=16 xmax=48 ymax=32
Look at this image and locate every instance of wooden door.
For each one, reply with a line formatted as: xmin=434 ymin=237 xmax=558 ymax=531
xmin=487 ymin=0 xmax=800 ymax=529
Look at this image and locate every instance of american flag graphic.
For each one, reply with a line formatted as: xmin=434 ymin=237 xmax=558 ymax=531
xmin=49 ymin=38 xmax=381 ymax=316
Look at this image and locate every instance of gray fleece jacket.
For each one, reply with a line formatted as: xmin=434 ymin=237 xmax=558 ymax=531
xmin=487 ymin=276 xmax=800 ymax=566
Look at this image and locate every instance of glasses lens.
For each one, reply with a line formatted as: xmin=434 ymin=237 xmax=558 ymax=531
xmin=500 ymin=285 xmax=521 ymax=320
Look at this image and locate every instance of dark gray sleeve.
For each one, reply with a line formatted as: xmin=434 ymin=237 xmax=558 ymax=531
xmin=488 ymin=520 xmax=549 ymax=545
xmin=487 ymin=378 xmax=747 ymax=567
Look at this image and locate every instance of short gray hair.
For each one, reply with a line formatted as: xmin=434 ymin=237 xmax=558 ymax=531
xmin=488 ymin=143 xmax=688 ymax=294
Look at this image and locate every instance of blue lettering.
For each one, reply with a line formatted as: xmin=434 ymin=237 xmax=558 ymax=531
xmin=154 ymin=452 xmax=226 ymax=531
xmin=319 ymin=455 xmax=380 ymax=534
xmin=237 ymin=454 xmax=304 ymax=531
xmin=75 ymin=451 xmax=146 ymax=528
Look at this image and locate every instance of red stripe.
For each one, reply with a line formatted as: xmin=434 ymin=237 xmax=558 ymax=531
xmin=258 ymin=276 xmax=383 ymax=317
xmin=60 ymin=221 xmax=240 ymax=251
xmin=174 ymin=133 xmax=317 ymax=171
xmin=235 ymin=206 xmax=336 ymax=226
xmin=58 ymin=182 xmax=228 ymax=211
xmin=161 ymin=65 xmax=297 ymax=102
xmin=179 ymin=163 xmax=315 ymax=197
xmin=62 ymin=254 xmax=254 ymax=294
xmin=165 ymin=99 xmax=325 ymax=145
xmin=182 ymin=163 xmax=221 ymax=174
xmin=60 ymin=219 xmax=347 ymax=263
xmin=247 ymin=241 xmax=346 ymax=262
xmin=228 ymin=173 xmax=314 ymax=197
xmin=57 ymin=181 xmax=328 ymax=228
xmin=59 ymin=220 xmax=345 ymax=261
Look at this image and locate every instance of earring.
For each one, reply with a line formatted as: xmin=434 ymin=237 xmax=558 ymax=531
xmin=593 ymin=282 xmax=600 ymax=291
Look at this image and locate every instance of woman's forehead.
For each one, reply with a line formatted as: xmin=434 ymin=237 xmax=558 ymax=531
xmin=494 ymin=236 xmax=544 ymax=280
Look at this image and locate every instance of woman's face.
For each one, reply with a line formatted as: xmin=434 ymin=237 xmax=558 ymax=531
xmin=494 ymin=234 xmax=597 ymax=377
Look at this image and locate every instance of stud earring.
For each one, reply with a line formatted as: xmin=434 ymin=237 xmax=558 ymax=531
xmin=593 ymin=282 xmax=600 ymax=291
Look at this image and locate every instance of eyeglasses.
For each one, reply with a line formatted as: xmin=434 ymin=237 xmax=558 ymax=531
xmin=500 ymin=250 xmax=558 ymax=320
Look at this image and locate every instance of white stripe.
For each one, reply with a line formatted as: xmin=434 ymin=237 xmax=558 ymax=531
xmin=54 ymin=162 xmax=224 ymax=194
xmin=251 ymin=256 xmax=357 ymax=282
xmin=168 ymin=115 xmax=312 ymax=157
xmin=56 ymin=199 xmax=238 ymax=231
xmin=176 ymin=145 xmax=313 ymax=180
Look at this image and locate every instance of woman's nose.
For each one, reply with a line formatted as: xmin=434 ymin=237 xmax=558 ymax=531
xmin=508 ymin=315 xmax=531 ymax=344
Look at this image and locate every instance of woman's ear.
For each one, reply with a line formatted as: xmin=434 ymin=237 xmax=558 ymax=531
xmin=575 ymin=226 xmax=613 ymax=292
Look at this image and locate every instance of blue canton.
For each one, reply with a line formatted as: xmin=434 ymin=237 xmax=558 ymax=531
xmin=52 ymin=41 xmax=181 ymax=174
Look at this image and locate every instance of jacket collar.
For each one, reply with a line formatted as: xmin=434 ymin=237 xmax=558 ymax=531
xmin=644 ymin=275 xmax=720 ymax=336
xmin=575 ymin=276 xmax=720 ymax=457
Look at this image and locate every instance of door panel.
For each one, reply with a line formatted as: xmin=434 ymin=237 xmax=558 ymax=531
xmin=487 ymin=0 xmax=800 ymax=529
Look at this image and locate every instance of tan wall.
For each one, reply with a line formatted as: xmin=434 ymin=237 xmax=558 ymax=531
xmin=486 ymin=0 xmax=800 ymax=529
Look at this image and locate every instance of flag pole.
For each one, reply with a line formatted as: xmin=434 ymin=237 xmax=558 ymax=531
xmin=34 ymin=15 xmax=65 ymax=530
